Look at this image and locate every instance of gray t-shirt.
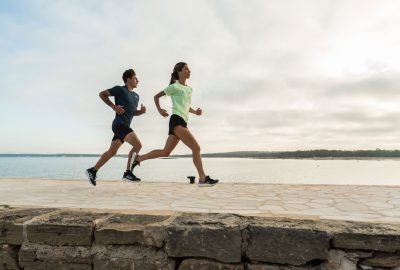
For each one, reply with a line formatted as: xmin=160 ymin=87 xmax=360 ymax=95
xmin=108 ymin=85 xmax=139 ymax=127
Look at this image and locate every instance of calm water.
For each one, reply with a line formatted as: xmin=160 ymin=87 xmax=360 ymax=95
xmin=0 ymin=157 xmax=399 ymax=186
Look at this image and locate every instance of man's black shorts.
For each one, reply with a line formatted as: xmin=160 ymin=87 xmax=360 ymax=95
xmin=169 ymin=114 xmax=188 ymax=135
xmin=112 ymin=124 xmax=133 ymax=143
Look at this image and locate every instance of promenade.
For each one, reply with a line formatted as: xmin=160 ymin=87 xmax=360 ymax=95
xmin=1 ymin=178 xmax=399 ymax=224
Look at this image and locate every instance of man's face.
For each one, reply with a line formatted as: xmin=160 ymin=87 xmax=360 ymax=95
xmin=128 ymin=75 xmax=139 ymax=88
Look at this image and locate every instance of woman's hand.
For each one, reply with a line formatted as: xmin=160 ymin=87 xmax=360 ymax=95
xmin=158 ymin=108 xmax=169 ymax=117
xmin=195 ymin=108 xmax=202 ymax=116
xmin=113 ymin=105 xmax=125 ymax=115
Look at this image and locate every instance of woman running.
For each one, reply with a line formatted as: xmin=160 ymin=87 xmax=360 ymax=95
xmin=131 ymin=62 xmax=219 ymax=186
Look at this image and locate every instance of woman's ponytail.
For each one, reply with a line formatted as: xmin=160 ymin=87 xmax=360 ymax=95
xmin=169 ymin=71 xmax=179 ymax=85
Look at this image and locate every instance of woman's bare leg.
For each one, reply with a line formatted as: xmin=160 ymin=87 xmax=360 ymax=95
xmin=173 ymin=126 xmax=206 ymax=180
xmin=138 ymin=135 xmax=180 ymax=162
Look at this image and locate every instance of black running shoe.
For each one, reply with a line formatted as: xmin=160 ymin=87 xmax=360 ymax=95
xmin=85 ymin=167 xmax=97 ymax=186
xmin=198 ymin=176 xmax=219 ymax=187
xmin=130 ymin=155 xmax=140 ymax=171
xmin=123 ymin=170 xmax=141 ymax=182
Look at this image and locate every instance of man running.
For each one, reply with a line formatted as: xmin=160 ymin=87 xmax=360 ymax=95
xmin=86 ymin=68 xmax=146 ymax=186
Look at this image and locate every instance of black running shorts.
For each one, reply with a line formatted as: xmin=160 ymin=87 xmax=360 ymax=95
xmin=168 ymin=114 xmax=188 ymax=135
xmin=112 ymin=124 xmax=133 ymax=143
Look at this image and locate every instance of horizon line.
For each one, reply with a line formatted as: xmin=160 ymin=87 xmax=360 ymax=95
xmin=0 ymin=149 xmax=399 ymax=156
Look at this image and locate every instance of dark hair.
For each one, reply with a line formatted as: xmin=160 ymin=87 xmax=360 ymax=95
xmin=169 ymin=62 xmax=187 ymax=85
xmin=122 ymin=69 xmax=136 ymax=83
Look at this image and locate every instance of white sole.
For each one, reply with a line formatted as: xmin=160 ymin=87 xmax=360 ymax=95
xmin=122 ymin=178 xmax=141 ymax=183
xmin=198 ymin=183 xmax=216 ymax=187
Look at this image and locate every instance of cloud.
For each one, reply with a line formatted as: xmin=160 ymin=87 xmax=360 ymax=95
xmin=322 ymin=72 xmax=400 ymax=99
xmin=2 ymin=0 xmax=400 ymax=153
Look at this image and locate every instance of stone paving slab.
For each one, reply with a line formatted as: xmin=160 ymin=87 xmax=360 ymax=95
xmin=0 ymin=178 xmax=399 ymax=224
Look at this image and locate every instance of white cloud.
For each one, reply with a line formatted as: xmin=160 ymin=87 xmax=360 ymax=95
xmin=2 ymin=0 xmax=400 ymax=153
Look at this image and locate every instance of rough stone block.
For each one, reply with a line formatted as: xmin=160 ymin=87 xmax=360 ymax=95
xmin=179 ymin=258 xmax=244 ymax=270
xmin=165 ymin=213 xmax=244 ymax=263
xmin=0 ymin=208 xmax=57 ymax=245
xmin=332 ymin=221 xmax=400 ymax=252
xmin=0 ymin=244 xmax=20 ymax=270
xmin=93 ymin=258 xmax=134 ymax=270
xmin=247 ymin=264 xmax=317 ymax=270
xmin=318 ymin=249 xmax=357 ymax=270
xmin=95 ymin=213 xmax=171 ymax=247
xmin=94 ymin=258 xmax=175 ymax=270
xmin=27 ymin=210 xmax=109 ymax=246
xmin=19 ymin=243 xmax=92 ymax=264
xmin=18 ymin=243 xmax=36 ymax=262
xmin=360 ymin=252 xmax=400 ymax=268
xmin=0 ymin=205 xmax=11 ymax=215
xmin=18 ymin=261 xmax=91 ymax=270
xmin=346 ymin=250 xmax=374 ymax=260
xmin=246 ymin=217 xmax=329 ymax=265
xmin=92 ymin=244 xmax=175 ymax=270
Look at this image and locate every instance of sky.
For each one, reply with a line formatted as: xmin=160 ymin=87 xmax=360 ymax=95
xmin=1 ymin=0 xmax=400 ymax=154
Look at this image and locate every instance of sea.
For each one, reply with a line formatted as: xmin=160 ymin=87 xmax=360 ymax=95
xmin=0 ymin=156 xmax=399 ymax=186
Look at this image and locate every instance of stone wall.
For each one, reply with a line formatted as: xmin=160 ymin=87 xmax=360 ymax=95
xmin=1 ymin=205 xmax=400 ymax=270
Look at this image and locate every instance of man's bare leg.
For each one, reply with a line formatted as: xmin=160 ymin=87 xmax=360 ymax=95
xmin=86 ymin=139 xmax=123 ymax=186
xmin=94 ymin=139 xmax=123 ymax=171
xmin=124 ymin=131 xmax=142 ymax=171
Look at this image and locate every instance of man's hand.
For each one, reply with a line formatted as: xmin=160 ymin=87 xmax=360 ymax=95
xmin=195 ymin=108 xmax=202 ymax=116
xmin=113 ymin=105 xmax=125 ymax=115
xmin=138 ymin=104 xmax=146 ymax=114
xmin=158 ymin=108 xmax=169 ymax=117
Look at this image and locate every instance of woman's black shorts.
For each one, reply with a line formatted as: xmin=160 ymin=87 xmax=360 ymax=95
xmin=112 ymin=124 xmax=133 ymax=143
xmin=169 ymin=114 xmax=187 ymax=135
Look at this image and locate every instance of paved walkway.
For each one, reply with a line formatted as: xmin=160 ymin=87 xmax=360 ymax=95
xmin=0 ymin=178 xmax=399 ymax=224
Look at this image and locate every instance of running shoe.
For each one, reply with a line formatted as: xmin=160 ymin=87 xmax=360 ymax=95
xmin=85 ymin=167 xmax=97 ymax=186
xmin=123 ymin=170 xmax=141 ymax=182
xmin=198 ymin=176 xmax=219 ymax=187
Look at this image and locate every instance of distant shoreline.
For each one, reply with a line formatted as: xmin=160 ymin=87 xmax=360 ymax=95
xmin=2 ymin=150 xmax=400 ymax=159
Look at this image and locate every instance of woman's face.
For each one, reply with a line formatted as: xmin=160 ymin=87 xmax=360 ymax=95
xmin=179 ymin=65 xmax=191 ymax=80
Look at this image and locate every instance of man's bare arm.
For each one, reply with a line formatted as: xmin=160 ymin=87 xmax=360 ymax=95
xmin=99 ymin=90 xmax=124 ymax=115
